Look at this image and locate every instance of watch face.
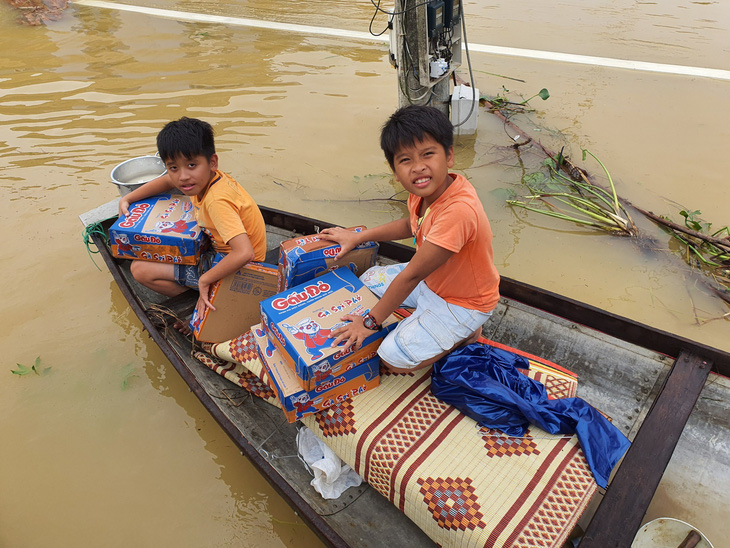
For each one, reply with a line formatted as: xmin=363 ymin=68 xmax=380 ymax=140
xmin=363 ymin=315 xmax=378 ymax=330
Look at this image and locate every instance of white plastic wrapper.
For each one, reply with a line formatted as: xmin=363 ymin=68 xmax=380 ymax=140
xmin=296 ymin=426 xmax=362 ymax=499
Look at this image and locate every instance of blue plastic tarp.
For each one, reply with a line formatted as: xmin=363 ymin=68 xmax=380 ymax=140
xmin=430 ymin=344 xmax=630 ymax=488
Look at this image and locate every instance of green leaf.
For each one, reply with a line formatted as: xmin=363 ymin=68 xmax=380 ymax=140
xmin=522 ymin=172 xmax=546 ymax=186
xmin=11 ymin=364 xmax=31 ymax=376
xmin=490 ymin=187 xmax=517 ymax=201
xmin=538 ymin=88 xmax=550 ymax=100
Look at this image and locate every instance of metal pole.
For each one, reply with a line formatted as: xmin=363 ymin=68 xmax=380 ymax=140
xmin=394 ymin=0 xmax=450 ymax=117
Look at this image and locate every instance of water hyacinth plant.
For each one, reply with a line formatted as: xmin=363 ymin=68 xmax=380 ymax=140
xmin=507 ymin=149 xmax=637 ymax=236
xmin=663 ymin=210 xmax=730 ymax=292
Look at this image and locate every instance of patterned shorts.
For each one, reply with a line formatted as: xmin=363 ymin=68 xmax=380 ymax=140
xmin=361 ymin=263 xmax=492 ymax=369
xmin=174 ymin=249 xmax=218 ymax=289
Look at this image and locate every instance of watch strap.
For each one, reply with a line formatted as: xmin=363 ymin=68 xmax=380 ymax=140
xmin=363 ymin=312 xmax=382 ymax=331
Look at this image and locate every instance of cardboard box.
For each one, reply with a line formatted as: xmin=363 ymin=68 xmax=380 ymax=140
xmin=277 ymin=226 xmax=378 ymax=291
xmin=252 ymin=326 xmax=380 ymax=422
xmin=191 ymin=262 xmax=278 ymax=343
xmin=110 ymin=193 xmax=207 ymax=265
xmin=260 ymin=269 xmax=396 ymax=390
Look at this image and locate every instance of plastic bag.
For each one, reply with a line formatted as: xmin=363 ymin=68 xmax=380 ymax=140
xmin=431 ymin=344 xmax=630 ymax=488
xmin=296 ymin=426 xmax=362 ymax=499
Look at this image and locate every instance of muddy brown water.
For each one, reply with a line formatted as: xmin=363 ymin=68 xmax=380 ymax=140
xmin=1 ymin=1 xmax=728 ymax=546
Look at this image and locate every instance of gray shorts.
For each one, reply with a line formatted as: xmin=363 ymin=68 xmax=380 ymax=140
xmin=361 ymin=264 xmax=492 ymax=369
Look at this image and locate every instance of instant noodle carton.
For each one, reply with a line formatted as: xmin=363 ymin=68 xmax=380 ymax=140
xmin=252 ymin=325 xmax=380 ymax=423
xmin=277 ymin=226 xmax=378 ymax=291
xmin=191 ymin=262 xmax=278 ymax=344
xmin=110 ymin=193 xmax=207 ymax=265
xmin=259 ymin=268 xmax=397 ymax=391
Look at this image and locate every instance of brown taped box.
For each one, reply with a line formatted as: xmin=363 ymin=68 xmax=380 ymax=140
xmin=190 ymin=262 xmax=278 ymax=343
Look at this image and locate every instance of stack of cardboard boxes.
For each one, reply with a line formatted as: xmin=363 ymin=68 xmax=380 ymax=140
xmin=255 ymin=265 xmax=397 ymax=422
xmin=112 ymin=197 xmax=393 ymax=422
xmin=252 ymin=229 xmax=396 ymax=422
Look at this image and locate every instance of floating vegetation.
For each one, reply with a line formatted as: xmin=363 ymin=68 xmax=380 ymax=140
xmin=484 ymin=86 xmax=550 ymax=116
xmin=11 ymin=356 xmax=51 ymax=377
xmin=637 ymin=208 xmax=730 ymax=300
xmin=507 ymin=149 xmax=637 ymax=236
xmin=121 ymin=363 xmax=138 ymax=390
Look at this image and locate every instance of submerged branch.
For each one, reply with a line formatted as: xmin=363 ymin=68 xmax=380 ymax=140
xmin=635 ymin=206 xmax=730 ymax=252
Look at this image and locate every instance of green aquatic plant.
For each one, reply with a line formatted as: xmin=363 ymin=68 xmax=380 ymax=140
xmin=507 ymin=149 xmax=637 ymax=236
xmin=663 ymin=210 xmax=730 ymax=290
xmin=121 ymin=363 xmax=138 ymax=390
xmin=11 ymin=356 xmax=51 ymax=376
xmin=486 ymin=86 xmax=550 ymax=114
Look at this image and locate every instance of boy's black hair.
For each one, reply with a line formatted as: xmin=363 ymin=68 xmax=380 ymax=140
xmin=380 ymin=105 xmax=454 ymax=169
xmin=156 ymin=117 xmax=216 ymax=163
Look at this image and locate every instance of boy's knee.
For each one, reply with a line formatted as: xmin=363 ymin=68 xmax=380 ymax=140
xmin=130 ymin=260 xmax=153 ymax=284
xmin=129 ymin=260 xmax=143 ymax=280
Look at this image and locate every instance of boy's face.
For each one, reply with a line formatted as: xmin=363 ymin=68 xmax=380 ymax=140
xmin=164 ymin=153 xmax=218 ymax=198
xmin=391 ymin=135 xmax=454 ymax=208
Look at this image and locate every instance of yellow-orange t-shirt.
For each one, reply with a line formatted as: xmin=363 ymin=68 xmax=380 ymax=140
xmin=408 ymin=173 xmax=500 ymax=312
xmin=192 ymin=170 xmax=267 ymax=261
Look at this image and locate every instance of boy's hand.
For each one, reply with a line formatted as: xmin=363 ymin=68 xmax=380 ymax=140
xmin=118 ymin=197 xmax=132 ymax=218
xmin=318 ymin=227 xmax=362 ymax=259
xmin=195 ymin=279 xmax=216 ymax=317
xmin=330 ymin=314 xmax=372 ymax=352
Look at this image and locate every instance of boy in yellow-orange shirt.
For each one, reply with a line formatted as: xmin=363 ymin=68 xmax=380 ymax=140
xmin=320 ymin=105 xmax=500 ymax=372
xmin=118 ymin=117 xmax=266 ymax=320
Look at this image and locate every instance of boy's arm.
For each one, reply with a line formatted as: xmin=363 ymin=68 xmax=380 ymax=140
xmin=195 ymin=233 xmax=256 ymax=315
xmin=118 ymin=173 xmax=176 ymax=217
xmin=319 ymin=218 xmax=411 ymax=259
xmin=330 ymin=240 xmax=454 ymax=351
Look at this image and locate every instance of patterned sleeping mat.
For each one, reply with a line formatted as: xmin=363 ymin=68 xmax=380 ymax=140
xmin=197 ymin=332 xmax=596 ymax=548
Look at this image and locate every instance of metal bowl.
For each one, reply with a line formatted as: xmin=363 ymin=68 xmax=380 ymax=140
xmin=110 ymin=155 xmax=167 ymax=196
xmin=632 ymin=518 xmax=714 ymax=548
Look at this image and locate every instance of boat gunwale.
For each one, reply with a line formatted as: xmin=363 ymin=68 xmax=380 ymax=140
xmin=89 ymin=226 xmax=350 ymax=548
xmin=258 ymin=205 xmax=730 ymax=377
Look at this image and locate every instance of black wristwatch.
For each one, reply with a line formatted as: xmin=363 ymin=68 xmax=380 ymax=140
xmin=363 ymin=313 xmax=382 ymax=331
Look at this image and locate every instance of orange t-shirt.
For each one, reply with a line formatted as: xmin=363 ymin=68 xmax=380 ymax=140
xmin=408 ymin=173 xmax=500 ymax=312
xmin=192 ymin=170 xmax=267 ymax=261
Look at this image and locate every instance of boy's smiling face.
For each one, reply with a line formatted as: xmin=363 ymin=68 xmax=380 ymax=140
xmin=392 ymin=134 xmax=454 ymax=209
xmin=164 ymin=153 xmax=218 ymax=198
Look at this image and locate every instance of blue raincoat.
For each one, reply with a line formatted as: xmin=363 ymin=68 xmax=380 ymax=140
xmin=430 ymin=344 xmax=630 ymax=488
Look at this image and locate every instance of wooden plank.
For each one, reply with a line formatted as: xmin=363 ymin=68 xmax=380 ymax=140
xmin=579 ymin=350 xmax=712 ymax=547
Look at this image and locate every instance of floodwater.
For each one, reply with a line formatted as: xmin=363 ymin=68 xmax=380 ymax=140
xmin=0 ymin=0 xmax=728 ymax=546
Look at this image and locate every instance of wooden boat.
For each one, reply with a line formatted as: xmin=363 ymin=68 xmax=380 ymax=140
xmin=80 ymin=200 xmax=730 ymax=548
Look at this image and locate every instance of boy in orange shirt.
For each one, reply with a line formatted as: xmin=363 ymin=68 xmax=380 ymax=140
xmin=118 ymin=117 xmax=267 ymax=321
xmin=319 ymin=105 xmax=500 ymax=372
